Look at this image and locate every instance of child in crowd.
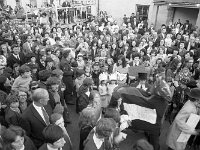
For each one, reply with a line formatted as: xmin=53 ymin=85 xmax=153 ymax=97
xmin=75 ymin=69 xmax=86 ymax=95
xmin=99 ymin=73 xmax=109 ymax=108
xmin=12 ymin=65 xmax=32 ymax=93
xmin=84 ymin=64 xmax=92 ymax=78
xmin=77 ymin=54 xmax=85 ymax=70
xmin=107 ymin=73 xmax=118 ymax=96
xmin=5 ymin=94 xmax=21 ymax=126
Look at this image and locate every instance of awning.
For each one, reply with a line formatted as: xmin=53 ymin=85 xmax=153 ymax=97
xmin=154 ymin=0 xmax=200 ymax=4
xmin=154 ymin=0 xmax=200 ymax=8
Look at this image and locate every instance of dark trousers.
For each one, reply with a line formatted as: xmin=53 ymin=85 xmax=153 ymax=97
xmin=131 ymin=120 xmax=161 ymax=150
xmin=63 ymin=76 xmax=73 ymax=103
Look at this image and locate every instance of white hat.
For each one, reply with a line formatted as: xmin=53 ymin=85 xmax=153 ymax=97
xmin=99 ymin=73 xmax=108 ymax=82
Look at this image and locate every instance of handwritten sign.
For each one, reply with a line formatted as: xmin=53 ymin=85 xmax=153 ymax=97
xmin=177 ymin=114 xmax=200 ymax=143
xmin=123 ymin=103 xmax=157 ymax=124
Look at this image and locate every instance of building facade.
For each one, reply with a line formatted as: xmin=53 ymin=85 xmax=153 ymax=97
xmin=152 ymin=0 xmax=200 ymax=30
xmin=97 ymin=0 xmax=154 ymax=25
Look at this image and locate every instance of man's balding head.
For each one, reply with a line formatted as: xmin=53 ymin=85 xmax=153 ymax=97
xmin=32 ymin=88 xmax=49 ymax=106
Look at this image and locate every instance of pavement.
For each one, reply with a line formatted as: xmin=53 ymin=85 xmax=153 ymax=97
xmin=66 ymin=104 xmax=170 ymax=150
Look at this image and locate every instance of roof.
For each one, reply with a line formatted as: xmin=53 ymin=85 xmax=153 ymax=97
xmin=154 ymin=0 xmax=200 ymax=4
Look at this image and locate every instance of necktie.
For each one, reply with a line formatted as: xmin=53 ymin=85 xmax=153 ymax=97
xmin=42 ymin=107 xmax=50 ymax=125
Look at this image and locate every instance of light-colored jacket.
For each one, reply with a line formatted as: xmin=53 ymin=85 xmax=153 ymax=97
xmin=166 ymin=100 xmax=199 ymax=150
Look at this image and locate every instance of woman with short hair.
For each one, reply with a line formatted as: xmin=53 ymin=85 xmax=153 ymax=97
xmin=2 ymin=126 xmax=36 ymax=150
xmin=79 ymin=107 xmax=101 ymax=150
xmin=84 ymin=118 xmax=117 ymax=150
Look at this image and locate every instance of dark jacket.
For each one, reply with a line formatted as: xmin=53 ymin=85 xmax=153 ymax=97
xmin=77 ymin=93 xmax=90 ymax=113
xmin=20 ymin=103 xmax=52 ymax=148
xmin=60 ymin=58 xmax=73 ymax=77
xmin=84 ymin=131 xmax=106 ymax=150
xmin=5 ymin=108 xmax=22 ymax=126
xmin=23 ymin=136 xmax=37 ymax=150
xmin=7 ymin=53 xmax=25 ymax=69
xmin=79 ymin=125 xmax=93 ymax=150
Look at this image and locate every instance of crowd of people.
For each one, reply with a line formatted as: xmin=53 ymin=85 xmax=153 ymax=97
xmin=0 ymin=5 xmax=200 ymax=150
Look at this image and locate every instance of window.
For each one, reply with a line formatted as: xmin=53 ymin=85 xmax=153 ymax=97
xmin=136 ymin=5 xmax=149 ymax=20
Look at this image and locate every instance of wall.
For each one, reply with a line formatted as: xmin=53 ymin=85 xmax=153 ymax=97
xmin=173 ymin=7 xmax=199 ymax=26
xmin=196 ymin=8 xmax=200 ymax=29
xmin=155 ymin=5 xmax=168 ymax=29
xmin=98 ymin=0 xmax=154 ymax=25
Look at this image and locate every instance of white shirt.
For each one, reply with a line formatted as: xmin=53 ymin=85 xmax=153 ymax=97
xmin=13 ymin=54 xmax=20 ymax=60
xmin=136 ymin=84 xmax=147 ymax=91
xmin=47 ymin=144 xmax=62 ymax=150
xmin=93 ymin=133 xmax=104 ymax=149
xmin=33 ymin=102 xmax=46 ymax=123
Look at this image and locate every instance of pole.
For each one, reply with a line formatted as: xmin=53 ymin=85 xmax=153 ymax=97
xmin=97 ymin=0 xmax=99 ymax=16
xmin=54 ymin=0 xmax=59 ymax=22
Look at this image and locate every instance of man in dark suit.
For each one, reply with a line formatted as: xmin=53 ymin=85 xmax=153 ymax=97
xmin=60 ymin=50 xmax=74 ymax=104
xmin=158 ymin=27 xmax=166 ymax=41
xmin=7 ymin=44 xmax=25 ymax=69
xmin=20 ymin=88 xmax=52 ymax=148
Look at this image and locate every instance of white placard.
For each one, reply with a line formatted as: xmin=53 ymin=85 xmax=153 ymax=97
xmin=177 ymin=114 xmax=200 ymax=143
xmin=123 ymin=103 xmax=157 ymax=124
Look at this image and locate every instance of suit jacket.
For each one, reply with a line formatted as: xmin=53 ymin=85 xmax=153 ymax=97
xmin=158 ymin=33 xmax=166 ymax=40
xmin=37 ymin=60 xmax=46 ymax=71
xmin=20 ymin=103 xmax=52 ymax=148
xmin=22 ymin=42 xmax=33 ymax=56
xmin=5 ymin=108 xmax=22 ymax=126
xmin=24 ymin=136 xmax=37 ymax=150
xmin=7 ymin=53 xmax=25 ymax=68
xmin=90 ymin=48 xmax=98 ymax=61
xmin=84 ymin=131 xmax=105 ymax=150
xmin=60 ymin=58 xmax=73 ymax=77
xmin=166 ymin=100 xmax=198 ymax=150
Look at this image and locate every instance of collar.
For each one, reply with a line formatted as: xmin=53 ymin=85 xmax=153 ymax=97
xmin=47 ymin=144 xmax=60 ymax=150
xmin=33 ymin=102 xmax=42 ymax=110
xmin=85 ymin=91 xmax=90 ymax=97
xmin=14 ymin=145 xmax=24 ymax=150
xmin=93 ymin=133 xmax=104 ymax=149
